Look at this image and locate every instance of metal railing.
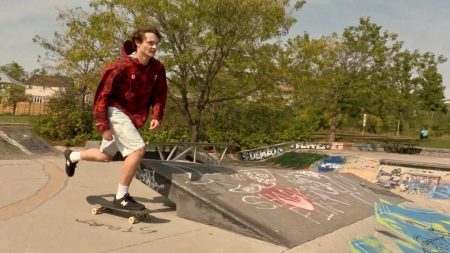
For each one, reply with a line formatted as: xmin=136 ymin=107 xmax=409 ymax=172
xmin=144 ymin=142 xmax=235 ymax=164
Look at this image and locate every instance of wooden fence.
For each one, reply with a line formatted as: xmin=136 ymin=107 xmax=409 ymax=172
xmin=0 ymin=102 xmax=47 ymax=115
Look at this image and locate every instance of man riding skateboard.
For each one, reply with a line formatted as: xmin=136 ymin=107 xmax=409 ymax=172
xmin=64 ymin=26 xmax=168 ymax=210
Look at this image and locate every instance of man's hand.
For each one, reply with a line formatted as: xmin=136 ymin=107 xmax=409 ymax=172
xmin=102 ymin=129 xmax=113 ymax=141
xmin=149 ymin=119 xmax=161 ymax=131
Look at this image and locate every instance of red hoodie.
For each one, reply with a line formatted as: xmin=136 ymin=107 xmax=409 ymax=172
xmin=93 ymin=41 xmax=168 ymax=133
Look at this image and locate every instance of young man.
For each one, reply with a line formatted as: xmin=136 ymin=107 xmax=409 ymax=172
xmin=64 ymin=27 xmax=168 ymax=210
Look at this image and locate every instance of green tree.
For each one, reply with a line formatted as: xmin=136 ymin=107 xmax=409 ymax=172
xmin=414 ymin=52 xmax=447 ymax=113
xmin=283 ymin=18 xmax=436 ymax=140
xmin=0 ymin=85 xmax=32 ymax=122
xmin=384 ymin=50 xmax=447 ymax=135
xmin=33 ymin=7 xmax=120 ymax=108
xmin=0 ymin=62 xmax=28 ymax=82
xmin=43 ymin=0 xmax=305 ymax=142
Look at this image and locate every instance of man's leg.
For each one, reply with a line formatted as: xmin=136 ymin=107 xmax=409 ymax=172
xmin=119 ymin=147 xmax=145 ymax=186
xmin=64 ymin=144 xmax=115 ymax=177
xmin=102 ymin=107 xmax=146 ymax=210
xmin=80 ymin=148 xmax=114 ymax=162
xmin=113 ymin=147 xmax=145 ymax=210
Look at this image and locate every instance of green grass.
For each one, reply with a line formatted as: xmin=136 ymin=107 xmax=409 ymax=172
xmin=313 ymin=132 xmax=450 ymax=149
xmin=416 ymin=137 xmax=450 ymax=149
xmin=268 ymin=152 xmax=328 ymax=169
xmin=0 ymin=115 xmax=41 ymax=124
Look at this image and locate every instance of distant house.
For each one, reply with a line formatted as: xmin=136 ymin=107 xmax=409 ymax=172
xmin=0 ymin=71 xmax=26 ymax=89
xmin=0 ymin=71 xmax=28 ymax=115
xmin=443 ymin=98 xmax=450 ymax=107
xmin=26 ymin=75 xmax=74 ymax=104
xmin=0 ymin=73 xmax=74 ymax=115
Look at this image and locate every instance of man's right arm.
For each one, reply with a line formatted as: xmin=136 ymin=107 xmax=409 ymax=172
xmin=93 ymin=65 xmax=122 ymax=133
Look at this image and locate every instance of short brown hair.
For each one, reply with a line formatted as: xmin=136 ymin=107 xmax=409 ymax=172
xmin=131 ymin=26 xmax=162 ymax=49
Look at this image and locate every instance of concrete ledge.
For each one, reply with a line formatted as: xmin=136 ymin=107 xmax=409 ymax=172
xmin=380 ymin=159 xmax=450 ymax=171
xmin=419 ymin=147 xmax=450 ymax=158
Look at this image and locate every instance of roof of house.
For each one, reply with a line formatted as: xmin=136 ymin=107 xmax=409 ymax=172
xmin=27 ymin=75 xmax=74 ymax=88
xmin=0 ymin=71 xmax=26 ymax=88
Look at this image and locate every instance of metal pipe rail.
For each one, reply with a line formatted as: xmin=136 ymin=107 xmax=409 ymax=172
xmin=144 ymin=142 xmax=235 ymax=164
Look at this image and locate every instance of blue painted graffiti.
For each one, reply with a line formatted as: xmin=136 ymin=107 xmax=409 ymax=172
xmin=400 ymin=175 xmax=440 ymax=195
xmin=317 ymin=156 xmax=345 ymax=172
xmin=375 ymin=200 xmax=450 ymax=253
xmin=349 ymin=236 xmax=392 ymax=253
xmin=427 ymin=184 xmax=450 ymax=200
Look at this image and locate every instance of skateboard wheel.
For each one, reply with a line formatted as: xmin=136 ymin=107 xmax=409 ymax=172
xmin=128 ymin=216 xmax=137 ymax=224
xmin=91 ymin=207 xmax=100 ymax=215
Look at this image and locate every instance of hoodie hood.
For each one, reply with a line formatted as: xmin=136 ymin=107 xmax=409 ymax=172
xmin=121 ymin=40 xmax=135 ymax=57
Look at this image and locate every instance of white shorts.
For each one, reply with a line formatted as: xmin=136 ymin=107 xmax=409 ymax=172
xmin=99 ymin=107 xmax=145 ymax=157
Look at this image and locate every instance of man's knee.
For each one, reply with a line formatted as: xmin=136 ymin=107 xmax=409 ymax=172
xmin=101 ymin=152 xmax=113 ymax=162
xmin=136 ymin=147 xmax=145 ymax=157
xmin=128 ymin=147 xmax=145 ymax=159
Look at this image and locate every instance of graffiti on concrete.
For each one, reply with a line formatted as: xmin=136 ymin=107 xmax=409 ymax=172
xmin=229 ymin=169 xmax=314 ymax=212
xmin=228 ymin=169 xmax=373 ymax=224
xmin=330 ymin=142 xmax=344 ymax=150
xmin=239 ymin=146 xmax=285 ymax=161
xmin=375 ymin=166 xmax=446 ymax=197
xmin=400 ymin=174 xmax=440 ymax=195
xmin=281 ymin=171 xmax=374 ymax=207
xmin=427 ymin=184 xmax=450 ymax=200
xmin=350 ymin=199 xmax=450 ymax=253
xmin=75 ymin=219 xmax=157 ymax=234
xmin=238 ymin=141 xmax=347 ymax=161
xmin=136 ymin=166 xmax=165 ymax=191
xmin=349 ymin=236 xmax=391 ymax=253
xmin=375 ymin=167 xmax=402 ymax=189
xmin=137 ymin=161 xmax=375 ymax=225
xmin=375 ymin=199 xmax=450 ymax=253
xmin=137 ymin=162 xmax=235 ymax=186
xmin=317 ymin=156 xmax=345 ymax=172
xmin=292 ymin=142 xmax=330 ymax=150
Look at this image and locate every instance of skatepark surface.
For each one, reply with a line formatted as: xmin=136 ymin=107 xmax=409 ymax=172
xmin=1 ymin=149 xmax=449 ymax=253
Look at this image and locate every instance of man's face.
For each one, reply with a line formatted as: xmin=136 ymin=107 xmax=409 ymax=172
xmin=136 ymin=32 xmax=159 ymax=58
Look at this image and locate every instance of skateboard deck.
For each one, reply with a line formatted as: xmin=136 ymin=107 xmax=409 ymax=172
xmin=375 ymin=202 xmax=450 ymax=253
xmin=86 ymin=195 xmax=151 ymax=224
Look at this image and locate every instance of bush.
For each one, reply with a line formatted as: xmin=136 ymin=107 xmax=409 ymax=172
xmin=34 ymin=88 xmax=97 ymax=146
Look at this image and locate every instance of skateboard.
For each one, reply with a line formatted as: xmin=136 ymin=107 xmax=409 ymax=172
xmin=86 ymin=195 xmax=151 ymax=224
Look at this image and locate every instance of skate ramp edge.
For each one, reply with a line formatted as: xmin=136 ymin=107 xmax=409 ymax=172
xmin=0 ymin=126 xmax=58 ymax=156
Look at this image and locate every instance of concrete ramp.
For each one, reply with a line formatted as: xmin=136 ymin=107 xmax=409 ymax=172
xmin=0 ymin=125 xmax=57 ymax=156
xmin=137 ymin=160 xmax=403 ymax=248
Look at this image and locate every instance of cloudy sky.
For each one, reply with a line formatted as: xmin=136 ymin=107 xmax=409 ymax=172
xmin=1 ymin=0 xmax=449 ymax=98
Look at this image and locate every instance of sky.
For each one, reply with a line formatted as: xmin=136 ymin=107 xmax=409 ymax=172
xmin=1 ymin=0 xmax=449 ymax=98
